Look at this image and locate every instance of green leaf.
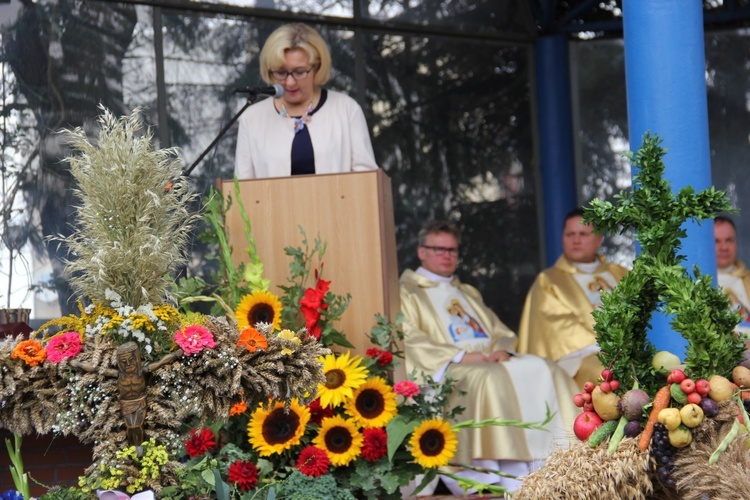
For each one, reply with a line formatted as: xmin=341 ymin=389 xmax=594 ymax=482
xmin=386 ymin=415 xmax=418 ymax=462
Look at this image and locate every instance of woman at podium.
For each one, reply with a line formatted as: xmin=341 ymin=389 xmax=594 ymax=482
xmin=235 ymin=23 xmax=379 ymax=179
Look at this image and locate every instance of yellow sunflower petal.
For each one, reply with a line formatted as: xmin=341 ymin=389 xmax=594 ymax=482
xmin=247 ymin=399 xmax=310 ymax=456
xmin=409 ymin=418 xmax=458 ymax=468
xmin=345 ymin=376 xmax=398 ymax=428
xmin=316 ymin=351 xmax=369 ymax=408
xmin=235 ymin=291 xmax=282 ymax=331
xmin=313 ymin=415 xmax=363 ymax=467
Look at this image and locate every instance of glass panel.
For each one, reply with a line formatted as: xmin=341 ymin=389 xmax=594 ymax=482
xmin=706 ymin=29 xmax=750 ymax=266
xmin=363 ymin=0 xmax=536 ymax=40
xmin=188 ymin=0 xmax=354 ymax=18
xmin=1 ymin=1 xmax=155 ymax=317
xmin=571 ymin=38 xmax=634 ymax=267
xmin=364 ymin=32 xmax=538 ymax=329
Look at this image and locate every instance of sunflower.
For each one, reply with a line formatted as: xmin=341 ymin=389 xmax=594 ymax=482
xmin=235 ymin=291 xmax=282 ymax=331
xmin=317 ymin=351 xmax=369 ymax=408
xmin=409 ymin=418 xmax=458 ymax=468
xmin=248 ymin=399 xmax=310 ymax=456
xmin=345 ymin=377 xmax=397 ymax=428
xmin=313 ymin=415 xmax=363 ymax=467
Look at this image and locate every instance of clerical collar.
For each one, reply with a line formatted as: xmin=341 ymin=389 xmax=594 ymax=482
xmin=416 ymin=267 xmax=454 ymax=283
xmin=719 ymin=264 xmax=736 ymax=274
xmin=572 ymin=260 xmax=600 ymax=274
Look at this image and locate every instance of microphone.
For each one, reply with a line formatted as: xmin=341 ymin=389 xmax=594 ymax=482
xmin=233 ymin=84 xmax=285 ymax=98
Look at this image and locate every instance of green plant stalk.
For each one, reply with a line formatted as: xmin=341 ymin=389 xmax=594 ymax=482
xmin=452 ymin=405 xmax=554 ymax=432
xmin=5 ymin=434 xmax=30 ymax=499
xmin=440 ymin=471 xmax=507 ymax=496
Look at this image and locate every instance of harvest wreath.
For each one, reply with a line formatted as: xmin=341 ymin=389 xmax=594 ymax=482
xmin=516 ymin=133 xmax=750 ymax=499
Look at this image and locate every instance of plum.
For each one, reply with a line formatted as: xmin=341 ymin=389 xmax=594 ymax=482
xmin=624 ymin=419 xmax=642 ymax=438
xmin=699 ymin=397 xmax=719 ymax=418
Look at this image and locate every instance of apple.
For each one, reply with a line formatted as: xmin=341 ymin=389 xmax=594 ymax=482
xmin=601 ymin=369 xmax=614 ymax=382
xmin=584 ymin=381 xmax=596 ymax=393
xmin=600 ymin=381 xmax=612 ymax=393
xmin=680 ymin=378 xmax=696 ymax=394
xmin=610 ymin=380 xmax=620 ymax=391
xmin=686 ymin=392 xmax=702 ymax=405
xmin=695 ymin=379 xmax=710 ymax=397
xmin=573 ymin=394 xmax=585 ymax=407
xmin=670 ymin=369 xmax=687 ymax=384
xmin=583 ymin=402 xmax=595 ymax=412
xmin=574 ymin=411 xmax=604 ymax=441
xmin=581 ymin=392 xmax=592 ymax=404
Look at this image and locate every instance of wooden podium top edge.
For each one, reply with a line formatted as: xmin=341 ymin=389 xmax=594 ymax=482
xmin=215 ymin=169 xmax=389 ymax=188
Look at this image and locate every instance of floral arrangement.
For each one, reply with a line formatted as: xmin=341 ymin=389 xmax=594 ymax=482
xmin=0 ymin=108 xmax=326 ymax=496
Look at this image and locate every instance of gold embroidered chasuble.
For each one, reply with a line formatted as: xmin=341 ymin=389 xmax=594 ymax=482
xmin=517 ymin=255 xmax=628 ymax=361
xmin=399 ymin=269 xmax=578 ymax=464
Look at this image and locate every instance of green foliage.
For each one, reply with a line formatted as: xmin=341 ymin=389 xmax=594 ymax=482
xmin=585 ymin=132 xmax=744 ymax=394
xmin=274 ymin=470 xmax=356 ymax=500
xmin=5 ymin=434 xmax=30 ymax=500
xmin=39 ymin=487 xmax=94 ymax=500
xmin=59 ymin=107 xmax=199 ymax=308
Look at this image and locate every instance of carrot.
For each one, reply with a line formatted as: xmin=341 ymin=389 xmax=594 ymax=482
xmin=638 ymin=384 xmax=672 ymax=452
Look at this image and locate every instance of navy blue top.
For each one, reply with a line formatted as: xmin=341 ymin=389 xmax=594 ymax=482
xmin=291 ymin=89 xmax=328 ymax=176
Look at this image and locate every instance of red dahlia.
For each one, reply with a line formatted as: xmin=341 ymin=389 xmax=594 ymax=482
xmin=308 ymin=398 xmax=334 ymax=424
xmin=296 ymin=445 xmax=330 ymax=477
xmin=361 ymin=427 xmax=388 ymax=462
xmin=185 ymin=428 xmax=216 ymax=458
xmin=227 ymin=460 xmax=259 ymax=491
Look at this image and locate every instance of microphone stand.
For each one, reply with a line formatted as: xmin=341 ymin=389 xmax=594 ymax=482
xmin=183 ymin=95 xmax=258 ymax=177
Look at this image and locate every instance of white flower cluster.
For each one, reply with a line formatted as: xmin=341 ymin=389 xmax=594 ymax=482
xmin=53 ymin=373 xmax=110 ymax=435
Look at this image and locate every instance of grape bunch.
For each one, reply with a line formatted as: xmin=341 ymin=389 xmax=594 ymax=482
xmin=651 ymin=423 xmax=677 ymax=489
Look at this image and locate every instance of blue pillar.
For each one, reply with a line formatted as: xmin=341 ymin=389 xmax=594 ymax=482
xmin=535 ymin=34 xmax=577 ymax=267
xmin=623 ymin=0 xmax=715 ymax=358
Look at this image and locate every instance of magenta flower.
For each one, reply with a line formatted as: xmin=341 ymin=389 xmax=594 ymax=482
xmin=393 ymin=380 xmax=420 ymax=398
xmin=174 ymin=325 xmax=216 ymax=355
xmin=45 ymin=332 xmax=83 ymax=363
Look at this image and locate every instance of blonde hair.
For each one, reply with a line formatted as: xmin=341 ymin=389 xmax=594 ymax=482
xmin=259 ymin=23 xmax=332 ymax=86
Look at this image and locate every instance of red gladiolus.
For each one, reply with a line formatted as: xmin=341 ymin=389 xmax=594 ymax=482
xmin=296 ymin=445 xmax=330 ymax=477
xmin=361 ymin=427 xmax=388 ymax=462
xmin=227 ymin=460 xmax=259 ymax=491
xmin=308 ymin=398 xmax=334 ymax=424
xmin=185 ymin=428 xmax=216 ymax=458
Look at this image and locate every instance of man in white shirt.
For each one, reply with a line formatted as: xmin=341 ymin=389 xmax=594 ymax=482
xmin=714 ymin=215 xmax=750 ymax=333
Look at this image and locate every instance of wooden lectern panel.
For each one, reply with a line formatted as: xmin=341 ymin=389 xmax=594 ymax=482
xmin=218 ymin=170 xmax=399 ymax=357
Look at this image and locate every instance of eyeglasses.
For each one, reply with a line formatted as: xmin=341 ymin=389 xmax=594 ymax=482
xmin=421 ymin=245 xmax=459 ymax=257
xmin=270 ymin=68 xmax=315 ymax=82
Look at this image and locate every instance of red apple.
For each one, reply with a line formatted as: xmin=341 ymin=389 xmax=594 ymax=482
xmin=667 ymin=374 xmax=674 ymax=384
xmin=583 ymin=402 xmax=595 ymax=412
xmin=610 ymin=380 xmax=621 ymax=391
xmin=581 ymin=392 xmax=592 ymax=404
xmin=686 ymin=392 xmax=702 ymax=405
xmin=600 ymin=381 xmax=612 ymax=393
xmin=670 ymin=369 xmax=687 ymax=384
xmin=573 ymin=394 xmax=585 ymax=407
xmin=601 ymin=369 xmax=614 ymax=382
xmin=584 ymin=381 xmax=596 ymax=393
xmin=680 ymin=378 xmax=696 ymax=394
xmin=695 ymin=379 xmax=710 ymax=397
xmin=574 ymin=411 xmax=604 ymax=441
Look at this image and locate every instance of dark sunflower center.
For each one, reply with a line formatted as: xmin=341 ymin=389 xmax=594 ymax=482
xmin=355 ymin=389 xmax=385 ymax=419
xmin=325 ymin=369 xmax=346 ymax=389
xmin=262 ymin=408 xmax=300 ymax=445
xmin=325 ymin=426 xmax=353 ymax=453
xmin=419 ymin=429 xmax=445 ymax=457
xmin=249 ymin=303 xmax=275 ymax=325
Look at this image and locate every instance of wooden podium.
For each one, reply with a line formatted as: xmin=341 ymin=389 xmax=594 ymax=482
xmin=218 ymin=170 xmax=400 ymax=357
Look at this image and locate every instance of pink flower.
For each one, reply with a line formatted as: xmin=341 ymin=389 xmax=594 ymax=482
xmin=174 ymin=325 xmax=216 ymax=355
xmin=393 ymin=380 xmax=420 ymax=398
xmin=45 ymin=332 xmax=83 ymax=363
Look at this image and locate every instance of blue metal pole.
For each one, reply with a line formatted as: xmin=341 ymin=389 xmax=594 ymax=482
xmin=623 ymin=0 xmax=714 ymax=358
xmin=535 ymin=34 xmax=577 ymax=268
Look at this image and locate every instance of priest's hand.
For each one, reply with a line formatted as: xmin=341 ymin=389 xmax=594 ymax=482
xmin=487 ymin=350 xmax=511 ymax=363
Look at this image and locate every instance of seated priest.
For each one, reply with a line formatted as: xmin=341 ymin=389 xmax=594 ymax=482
xmin=399 ymin=220 xmax=579 ymax=493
